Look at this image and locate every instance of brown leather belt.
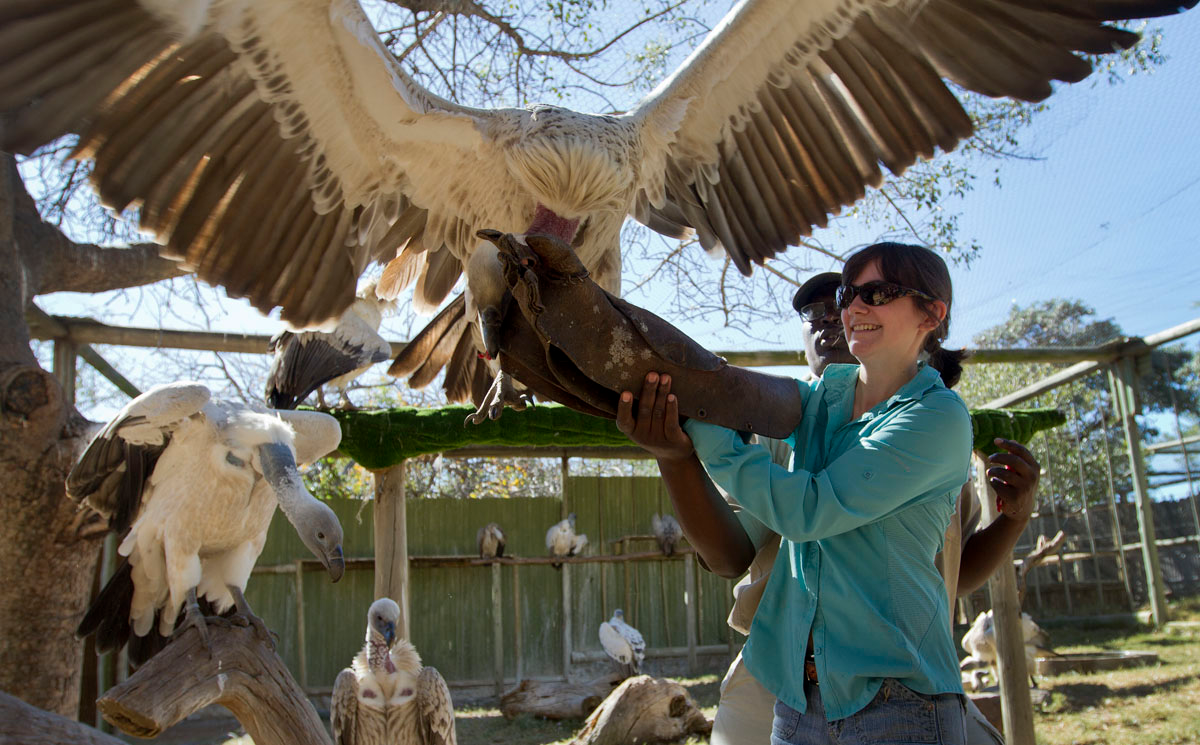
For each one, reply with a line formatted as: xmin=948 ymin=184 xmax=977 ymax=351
xmin=804 ymin=659 xmax=819 ymax=685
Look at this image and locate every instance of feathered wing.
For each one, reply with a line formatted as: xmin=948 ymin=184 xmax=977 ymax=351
xmin=265 ymin=314 xmax=391 ymax=409
xmin=67 ymin=383 xmax=211 ymax=534
xmin=599 ymin=622 xmax=632 ymax=665
xmin=331 ymin=668 xmax=360 ymax=745
xmin=417 ymin=666 xmax=457 ymax=745
xmin=0 ymin=0 xmax=514 ymax=327
xmin=629 ymin=0 xmax=1194 ymax=274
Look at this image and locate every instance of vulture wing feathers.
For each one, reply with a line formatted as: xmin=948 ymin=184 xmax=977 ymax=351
xmin=2 ymin=0 xmax=1193 ymax=405
xmin=629 ymin=0 xmax=1196 ymax=273
xmin=67 ymin=382 xmax=211 ymax=534
xmin=417 ymin=666 xmax=457 ymax=745
xmin=331 ymin=668 xmax=361 ymax=745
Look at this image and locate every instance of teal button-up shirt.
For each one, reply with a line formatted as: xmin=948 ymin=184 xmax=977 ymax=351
xmin=684 ymin=363 xmax=971 ymax=720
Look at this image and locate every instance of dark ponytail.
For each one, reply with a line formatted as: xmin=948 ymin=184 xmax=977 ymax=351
xmin=844 ymin=242 xmax=965 ymax=388
xmin=925 ymin=339 xmax=968 ymax=389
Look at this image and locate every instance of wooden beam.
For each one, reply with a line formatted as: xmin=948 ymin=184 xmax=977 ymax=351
xmin=974 ymin=453 xmax=1036 ymax=744
xmin=1110 ymin=362 xmax=1169 ymax=627
xmin=52 ymin=339 xmax=76 ymax=405
xmin=29 ymin=310 xmax=1192 ymax=368
xmin=373 ymin=462 xmax=410 ymax=639
xmin=78 ymin=345 xmax=141 ymax=398
xmin=492 ymin=562 xmax=504 ymax=698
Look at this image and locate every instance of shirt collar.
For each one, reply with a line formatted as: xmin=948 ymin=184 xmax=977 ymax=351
xmin=818 ymin=361 xmax=945 ymax=408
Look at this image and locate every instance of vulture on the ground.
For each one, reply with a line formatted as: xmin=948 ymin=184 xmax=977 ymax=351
xmin=599 ymin=609 xmax=646 ymax=677
xmin=70 ymin=382 xmax=345 ymax=664
xmin=477 ymin=523 xmax=506 ymax=560
xmin=2 ymin=0 xmax=1193 ymax=418
xmin=960 ymin=609 xmax=1059 ymax=688
xmin=265 ymin=280 xmax=395 ymax=410
xmin=331 ymin=598 xmax=457 ymax=745
xmin=546 ymin=514 xmax=588 ymax=569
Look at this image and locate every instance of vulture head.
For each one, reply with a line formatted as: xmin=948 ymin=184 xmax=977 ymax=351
xmin=368 ymin=597 xmax=400 ymax=647
xmin=257 ymin=441 xmax=345 ymax=582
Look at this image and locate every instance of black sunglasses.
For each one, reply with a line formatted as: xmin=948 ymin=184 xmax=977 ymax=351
xmin=835 ymin=280 xmax=936 ymax=310
xmin=797 ymin=301 xmax=841 ymax=322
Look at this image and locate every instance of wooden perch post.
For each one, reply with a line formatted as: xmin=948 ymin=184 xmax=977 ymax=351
xmin=974 ymin=453 xmax=1036 ymax=745
xmin=374 ymin=461 xmax=410 ymax=639
xmin=95 ymin=622 xmax=330 ymax=745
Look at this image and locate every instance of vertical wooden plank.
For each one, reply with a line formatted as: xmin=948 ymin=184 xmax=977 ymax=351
xmin=1111 ymin=360 xmax=1169 ymax=626
xmin=492 ymin=561 xmax=503 ymax=696
xmin=374 ymin=462 xmax=410 ymax=639
xmin=685 ymin=553 xmax=697 ymax=674
xmin=52 ymin=339 xmax=76 ymax=404
xmin=562 ymin=564 xmax=572 ymax=679
xmin=975 ymin=453 xmax=1036 ymax=744
xmin=295 ymin=560 xmax=307 ymax=688
xmin=513 ymin=564 xmax=523 ymax=684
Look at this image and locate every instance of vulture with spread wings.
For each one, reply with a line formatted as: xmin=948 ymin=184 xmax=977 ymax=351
xmin=3 ymin=0 xmax=1192 ymax=418
xmin=69 ymin=382 xmax=345 ymax=664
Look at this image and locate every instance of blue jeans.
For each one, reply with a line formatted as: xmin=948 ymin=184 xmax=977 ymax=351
xmin=772 ymin=679 xmax=967 ymax=745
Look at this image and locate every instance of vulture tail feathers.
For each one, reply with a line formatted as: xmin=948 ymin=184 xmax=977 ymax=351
xmin=78 ymin=559 xmax=135 ymax=655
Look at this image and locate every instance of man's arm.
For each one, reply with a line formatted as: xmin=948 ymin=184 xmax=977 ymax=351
xmin=957 ymin=438 xmax=1042 ymax=595
xmin=616 ymin=373 xmax=756 ymax=579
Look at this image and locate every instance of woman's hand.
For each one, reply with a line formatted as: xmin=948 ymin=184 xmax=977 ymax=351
xmin=616 ymin=372 xmax=695 ymax=461
xmin=987 ymin=438 xmax=1040 ymax=521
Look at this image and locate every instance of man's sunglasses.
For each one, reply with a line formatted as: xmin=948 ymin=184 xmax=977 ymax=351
xmin=798 ymin=302 xmax=840 ymax=322
xmin=835 ymin=281 xmax=936 ymax=310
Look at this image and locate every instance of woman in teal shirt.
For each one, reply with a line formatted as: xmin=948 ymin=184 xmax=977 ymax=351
xmin=618 ymin=242 xmax=971 ymax=744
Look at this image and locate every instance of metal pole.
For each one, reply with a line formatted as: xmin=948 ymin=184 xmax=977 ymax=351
xmin=1111 ymin=358 xmax=1169 ymax=626
xmin=1070 ymin=404 xmax=1104 ymax=608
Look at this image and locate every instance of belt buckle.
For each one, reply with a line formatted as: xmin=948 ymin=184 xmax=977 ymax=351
xmin=804 ymin=659 xmax=819 ymax=685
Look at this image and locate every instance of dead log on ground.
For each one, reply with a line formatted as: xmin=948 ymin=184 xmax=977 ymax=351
xmin=569 ymin=675 xmax=711 ymax=745
xmin=500 ymin=672 xmax=624 ymax=720
xmin=96 ymin=620 xmax=330 ymax=745
xmin=0 ymin=690 xmax=127 ymax=745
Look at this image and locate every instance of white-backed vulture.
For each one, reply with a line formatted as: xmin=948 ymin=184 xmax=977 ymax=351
xmin=266 ymin=280 xmax=395 ymax=410
xmin=599 ymin=608 xmax=646 ymax=676
xmin=70 ymin=382 xmax=345 ymax=664
xmin=652 ymin=513 xmax=683 ymax=557
xmin=331 ymin=598 xmax=457 ymax=745
xmin=546 ymin=514 xmax=588 ymax=569
xmin=2 ymin=0 xmax=1192 ymax=416
xmin=476 ymin=523 xmax=506 ymax=560
xmin=960 ymin=609 xmax=1058 ymax=688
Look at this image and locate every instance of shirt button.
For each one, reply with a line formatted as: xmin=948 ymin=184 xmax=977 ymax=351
xmin=863 ymin=469 xmax=874 ymax=480
xmin=814 ymin=646 xmax=823 ymax=655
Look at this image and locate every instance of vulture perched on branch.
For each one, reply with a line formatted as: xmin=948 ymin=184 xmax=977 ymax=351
xmin=599 ymin=609 xmax=646 ymax=677
xmin=265 ymin=280 xmax=395 ymax=410
xmin=69 ymin=382 xmax=345 ymax=664
xmin=2 ymin=0 xmax=1193 ymax=419
xmin=331 ymin=598 xmax=457 ymax=745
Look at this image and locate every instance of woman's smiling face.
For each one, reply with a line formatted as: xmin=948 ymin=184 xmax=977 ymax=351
xmin=840 ymin=259 xmax=941 ymax=367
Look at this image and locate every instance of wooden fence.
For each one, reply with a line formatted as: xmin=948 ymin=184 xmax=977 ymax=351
xmin=242 ymin=476 xmax=738 ymax=694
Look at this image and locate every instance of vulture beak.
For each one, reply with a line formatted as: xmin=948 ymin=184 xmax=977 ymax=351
xmin=325 ymin=544 xmax=345 ymax=583
xmin=382 ymin=621 xmax=396 ymax=646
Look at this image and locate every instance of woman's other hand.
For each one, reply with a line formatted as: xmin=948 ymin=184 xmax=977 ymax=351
xmin=616 ymin=372 xmax=694 ymax=461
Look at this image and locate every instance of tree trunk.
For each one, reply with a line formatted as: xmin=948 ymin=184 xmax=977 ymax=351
xmin=0 ymin=690 xmax=126 ymax=745
xmin=569 ymin=675 xmax=711 ymax=745
xmin=98 ymin=621 xmax=330 ymax=745
xmin=0 ymin=154 xmax=187 ymax=717
xmin=500 ymin=673 xmax=624 ymax=720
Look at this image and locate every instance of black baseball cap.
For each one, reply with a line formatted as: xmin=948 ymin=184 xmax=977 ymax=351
xmin=791 ymin=272 xmax=842 ymax=315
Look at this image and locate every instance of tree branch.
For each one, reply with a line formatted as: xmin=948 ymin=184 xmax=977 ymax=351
xmin=98 ymin=621 xmax=330 ymax=745
xmin=3 ymin=153 xmax=188 ymax=297
xmin=0 ymin=691 xmax=126 ymax=745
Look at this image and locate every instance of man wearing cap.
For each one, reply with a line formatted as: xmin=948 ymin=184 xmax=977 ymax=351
xmin=709 ymin=272 xmax=1040 ymax=745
